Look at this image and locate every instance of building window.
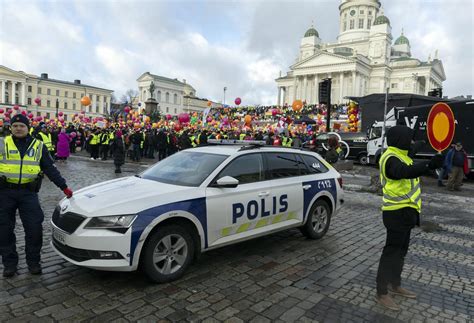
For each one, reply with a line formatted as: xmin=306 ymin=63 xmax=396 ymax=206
xmin=47 ymin=89 xmax=51 ymax=95
xmin=166 ymin=107 xmax=169 ymax=113
xmin=73 ymin=103 xmax=76 ymax=110
xmin=96 ymin=105 xmax=99 ymax=113
xmin=38 ymin=87 xmax=42 ymax=94
xmin=359 ymin=19 xmax=364 ymax=29
xmin=360 ymin=10 xmax=364 ymax=14
xmin=368 ymin=19 xmax=372 ymax=28
xmin=166 ymin=92 xmax=170 ymax=103
xmin=46 ymin=112 xmax=50 ymax=119
xmin=64 ymin=115 xmax=68 ymax=121
xmin=368 ymin=11 xmax=372 ymax=15
xmin=174 ymin=108 xmax=177 ymax=114
xmin=174 ymin=94 xmax=178 ymax=104
xmin=81 ymin=93 xmax=84 ymax=98
xmin=28 ymin=86 xmax=32 ymax=93
xmin=64 ymin=102 xmax=68 ymax=109
xmin=350 ymin=20 xmax=354 ymax=30
xmin=65 ymin=91 xmax=68 ymax=97
xmin=27 ymin=98 xmax=32 ymax=105
xmin=391 ymin=83 xmax=398 ymax=89
xmin=36 ymin=111 xmax=41 ymax=117
xmin=343 ymin=21 xmax=347 ymax=31
xmin=15 ymin=94 xmax=19 ymax=104
xmin=73 ymin=92 xmax=76 ymax=99
xmin=56 ymin=89 xmax=60 ymax=96
xmin=157 ymin=91 xmax=161 ymax=102
xmin=47 ymin=100 xmax=51 ymax=107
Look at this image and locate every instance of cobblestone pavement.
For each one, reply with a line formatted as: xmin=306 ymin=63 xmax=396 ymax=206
xmin=1 ymin=156 xmax=473 ymax=322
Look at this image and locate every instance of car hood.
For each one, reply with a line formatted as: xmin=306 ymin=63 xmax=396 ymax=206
xmin=60 ymin=176 xmax=201 ymax=216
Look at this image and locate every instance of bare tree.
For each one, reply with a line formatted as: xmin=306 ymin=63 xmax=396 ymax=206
xmin=120 ymin=89 xmax=139 ymax=106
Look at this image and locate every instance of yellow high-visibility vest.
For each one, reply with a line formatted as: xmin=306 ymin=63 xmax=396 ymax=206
xmin=90 ymin=134 xmax=99 ymax=145
xmin=379 ymin=146 xmax=422 ymax=212
xmin=39 ymin=132 xmax=54 ymax=151
xmin=0 ymin=136 xmax=43 ymax=184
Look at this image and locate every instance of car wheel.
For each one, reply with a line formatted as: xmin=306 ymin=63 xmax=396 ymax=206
xmin=300 ymin=200 xmax=331 ymax=239
xmin=358 ymin=154 xmax=368 ymax=165
xmin=142 ymin=225 xmax=194 ymax=283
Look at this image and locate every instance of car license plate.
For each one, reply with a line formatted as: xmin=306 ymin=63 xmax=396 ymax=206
xmin=53 ymin=228 xmax=66 ymax=244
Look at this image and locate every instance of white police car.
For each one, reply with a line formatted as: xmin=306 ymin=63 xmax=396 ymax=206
xmin=51 ymin=140 xmax=344 ymax=283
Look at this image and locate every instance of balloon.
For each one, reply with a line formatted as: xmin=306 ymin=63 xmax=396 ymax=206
xmin=272 ymin=109 xmax=278 ymax=116
xmin=70 ymin=132 xmax=77 ymax=138
xmin=206 ymin=116 xmax=212 ymax=122
xmin=174 ymin=123 xmax=182 ymax=132
xmin=76 ymin=140 xmax=81 ymax=145
xmin=207 ymin=101 xmax=212 ymax=107
xmin=166 ymin=114 xmax=172 ymax=120
xmin=58 ymin=111 xmax=64 ymax=117
xmin=80 ymin=110 xmax=86 ymax=114
xmin=0 ymin=108 xmax=3 ymax=114
xmin=244 ymin=115 xmax=252 ymax=125
xmin=235 ymin=97 xmax=242 ymax=106
xmin=21 ymin=110 xmax=27 ymax=116
xmin=81 ymin=96 xmax=91 ymax=106
xmin=124 ymin=106 xmax=131 ymax=113
xmin=28 ymin=113 xmax=34 ymax=119
xmin=58 ymin=117 xmax=64 ymax=122
xmin=178 ymin=113 xmax=190 ymax=123
xmin=292 ymin=100 xmax=303 ymax=112
xmin=34 ymin=98 xmax=41 ymax=105
xmin=13 ymin=105 xmax=19 ymax=110
xmin=35 ymin=116 xmax=43 ymax=121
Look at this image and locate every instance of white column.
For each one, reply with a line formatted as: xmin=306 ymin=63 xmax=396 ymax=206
xmin=11 ymin=82 xmax=16 ymax=104
xmin=303 ymin=75 xmax=308 ymax=102
xmin=21 ymin=82 xmax=26 ymax=105
xmin=277 ymin=87 xmax=281 ymax=106
xmin=92 ymin=94 xmax=97 ymax=113
xmin=1 ymin=81 xmax=5 ymax=103
xmin=352 ymin=71 xmax=356 ymax=96
xmin=339 ymin=73 xmax=344 ymax=104
xmin=314 ymin=74 xmax=319 ymax=104
xmin=292 ymin=77 xmax=297 ymax=102
xmin=355 ymin=73 xmax=360 ymax=96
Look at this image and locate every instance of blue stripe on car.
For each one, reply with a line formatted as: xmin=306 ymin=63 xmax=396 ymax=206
xmin=302 ymin=179 xmax=337 ymax=222
xmin=129 ymin=197 xmax=207 ymax=265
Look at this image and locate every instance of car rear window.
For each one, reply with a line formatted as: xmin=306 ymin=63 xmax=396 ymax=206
xmin=300 ymin=154 xmax=329 ymax=174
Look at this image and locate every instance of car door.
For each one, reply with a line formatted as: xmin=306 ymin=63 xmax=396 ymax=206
xmin=206 ymin=152 xmax=269 ymax=248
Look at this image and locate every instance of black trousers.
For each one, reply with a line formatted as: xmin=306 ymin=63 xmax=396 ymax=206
xmin=90 ymin=145 xmax=99 ymax=159
xmin=100 ymin=145 xmax=109 ymax=160
xmin=0 ymin=188 xmax=45 ymax=268
xmin=376 ymin=207 xmax=419 ymax=295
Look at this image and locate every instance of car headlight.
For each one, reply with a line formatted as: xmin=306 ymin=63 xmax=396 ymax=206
xmin=84 ymin=215 xmax=137 ymax=229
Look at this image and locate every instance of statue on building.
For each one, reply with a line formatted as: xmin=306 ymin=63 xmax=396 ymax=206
xmin=149 ymin=81 xmax=155 ymax=99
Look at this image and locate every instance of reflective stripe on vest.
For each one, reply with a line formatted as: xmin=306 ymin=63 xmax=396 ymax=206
xmin=379 ymin=146 xmax=422 ymax=212
xmin=39 ymin=132 xmax=54 ymax=151
xmin=0 ymin=136 xmax=43 ymax=184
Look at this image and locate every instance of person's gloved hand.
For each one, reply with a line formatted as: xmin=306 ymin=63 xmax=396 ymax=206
xmin=428 ymin=154 xmax=444 ymax=170
xmin=63 ymin=187 xmax=73 ymax=198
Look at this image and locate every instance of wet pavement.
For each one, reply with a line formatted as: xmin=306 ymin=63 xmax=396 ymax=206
xmin=0 ymin=155 xmax=473 ymax=322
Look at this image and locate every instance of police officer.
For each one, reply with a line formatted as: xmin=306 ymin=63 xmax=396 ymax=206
xmin=0 ymin=114 xmax=73 ymax=277
xmin=376 ymin=126 xmax=443 ymax=310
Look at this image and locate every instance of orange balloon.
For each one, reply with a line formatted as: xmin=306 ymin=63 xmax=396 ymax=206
xmin=207 ymin=101 xmax=212 ymax=107
xmin=292 ymin=100 xmax=303 ymax=112
xmin=244 ymin=115 xmax=252 ymax=125
xmin=81 ymin=96 xmax=91 ymax=106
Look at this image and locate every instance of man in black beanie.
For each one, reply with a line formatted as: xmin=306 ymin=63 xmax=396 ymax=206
xmin=0 ymin=114 xmax=73 ymax=277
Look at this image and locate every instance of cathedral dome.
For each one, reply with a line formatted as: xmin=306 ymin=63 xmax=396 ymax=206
xmin=395 ymin=34 xmax=410 ymax=45
xmin=373 ymin=15 xmax=390 ymax=26
xmin=304 ymin=27 xmax=319 ymax=38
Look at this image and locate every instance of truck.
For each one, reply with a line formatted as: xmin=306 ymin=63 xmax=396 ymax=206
xmin=366 ymin=100 xmax=474 ymax=174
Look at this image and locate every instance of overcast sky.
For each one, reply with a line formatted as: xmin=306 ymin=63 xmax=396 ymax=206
xmin=0 ymin=0 xmax=472 ymax=105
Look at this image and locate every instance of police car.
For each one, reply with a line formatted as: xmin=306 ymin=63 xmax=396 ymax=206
xmin=51 ymin=140 xmax=344 ymax=283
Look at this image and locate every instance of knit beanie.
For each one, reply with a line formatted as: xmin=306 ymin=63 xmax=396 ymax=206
xmin=10 ymin=114 xmax=30 ymax=128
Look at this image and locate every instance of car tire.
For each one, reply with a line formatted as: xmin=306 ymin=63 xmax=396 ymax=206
xmin=300 ymin=199 xmax=331 ymax=240
xmin=358 ymin=154 xmax=368 ymax=165
xmin=142 ymin=225 xmax=194 ymax=283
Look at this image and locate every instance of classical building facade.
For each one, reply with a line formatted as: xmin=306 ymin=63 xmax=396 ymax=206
xmin=276 ymin=0 xmax=446 ymax=105
xmin=137 ymin=72 xmax=216 ymax=115
xmin=0 ymin=65 xmax=113 ymax=121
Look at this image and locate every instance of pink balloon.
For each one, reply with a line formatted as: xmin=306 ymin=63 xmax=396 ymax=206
xmin=4 ymin=117 xmax=10 ymax=122
xmin=28 ymin=113 xmax=34 ymax=119
xmin=58 ymin=117 xmax=64 ymax=122
xmin=234 ymin=97 xmax=241 ymax=106
xmin=272 ymin=109 xmax=278 ymax=116
xmin=58 ymin=111 xmax=64 ymax=117
xmin=124 ymin=106 xmax=131 ymax=113
xmin=178 ymin=113 xmax=190 ymax=123
xmin=21 ymin=110 xmax=27 ymax=116
xmin=36 ymin=116 xmax=43 ymax=121
xmin=70 ymin=132 xmax=77 ymax=138
xmin=166 ymin=114 xmax=172 ymax=120
xmin=0 ymin=108 xmax=4 ymax=114
xmin=34 ymin=98 xmax=41 ymax=105
xmin=13 ymin=105 xmax=20 ymax=110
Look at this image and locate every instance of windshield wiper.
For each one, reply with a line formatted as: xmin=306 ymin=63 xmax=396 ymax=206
xmin=134 ymin=174 xmax=141 ymax=178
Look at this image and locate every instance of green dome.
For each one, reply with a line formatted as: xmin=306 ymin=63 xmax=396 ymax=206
xmin=373 ymin=15 xmax=390 ymax=26
xmin=395 ymin=34 xmax=410 ymax=45
xmin=304 ymin=27 xmax=319 ymax=38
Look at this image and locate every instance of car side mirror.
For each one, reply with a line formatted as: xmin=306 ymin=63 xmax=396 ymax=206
xmin=216 ymin=176 xmax=239 ymax=188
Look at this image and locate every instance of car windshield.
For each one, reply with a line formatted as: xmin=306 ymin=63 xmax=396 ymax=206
xmin=141 ymin=151 xmax=229 ymax=187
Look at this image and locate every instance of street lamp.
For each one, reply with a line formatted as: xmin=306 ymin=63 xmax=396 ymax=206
xmin=223 ymin=87 xmax=227 ymax=105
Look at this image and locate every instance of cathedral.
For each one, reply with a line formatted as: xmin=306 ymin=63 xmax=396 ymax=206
xmin=275 ymin=0 xmax=446 ymax=105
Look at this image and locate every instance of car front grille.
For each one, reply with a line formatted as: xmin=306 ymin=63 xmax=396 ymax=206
xmin=53 ymin=239 xmax=92 ymax=262
xmin=52 ymin=208 xmax=86 ymax=234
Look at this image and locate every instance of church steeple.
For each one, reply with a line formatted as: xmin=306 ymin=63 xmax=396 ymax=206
xmin=338 ymin=0 xmax=382 ymax=42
